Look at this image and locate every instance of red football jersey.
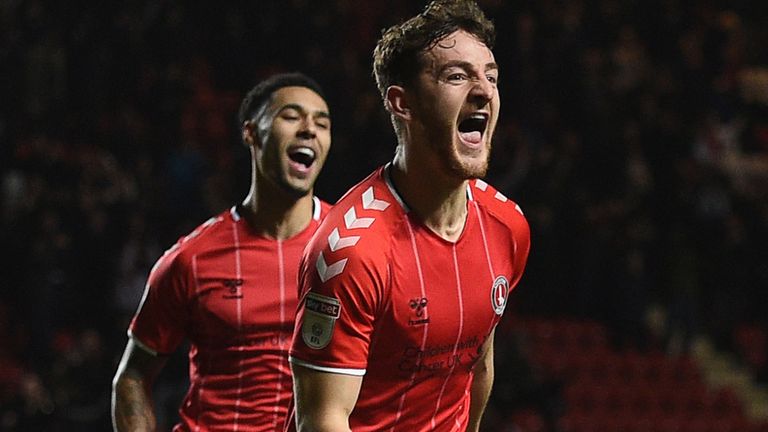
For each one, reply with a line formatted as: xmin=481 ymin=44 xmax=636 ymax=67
xmin=130 ymin=198 xmax=330 ymax=432
xmin=288 ymin=166 xmax=530 ymax=432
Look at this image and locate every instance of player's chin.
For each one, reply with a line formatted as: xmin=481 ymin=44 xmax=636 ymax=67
xmin=454 ymin=148 xmax=490 ymax=178
xmin=280 ymin=177 xmax=314 ymax=198
xmin=447 ymin=156 xmax=488 ymax=179
xmin=462 ymin=163 xmax=489 ymax=179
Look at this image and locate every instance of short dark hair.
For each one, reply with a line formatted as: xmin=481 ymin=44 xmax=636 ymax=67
xmin=372 ymin=0 xmax=495 ymax=99
xmin=238 ymin=72 xmax=326 ymax=126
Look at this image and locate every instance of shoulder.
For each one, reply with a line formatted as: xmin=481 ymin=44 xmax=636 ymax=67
xmin=151 ymin=209 xmax=233 ymax=278
xmin=469 ymin=179 xmax=530 ymax=237
xmin=306 ymin=168 xmax=405 ymax=283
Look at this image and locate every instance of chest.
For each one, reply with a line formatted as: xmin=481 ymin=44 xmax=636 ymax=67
xmin=371 ymin=231 xmax=514 ymax=371
xmin=188 ymin=240 xmax=304 ymax=335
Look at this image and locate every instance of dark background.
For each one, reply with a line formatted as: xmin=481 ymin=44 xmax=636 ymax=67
xmin=1 ymin=0 xmax=767 ymax=430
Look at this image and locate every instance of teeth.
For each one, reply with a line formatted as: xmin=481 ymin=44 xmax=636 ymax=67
xmin=469 ymin=113 xmax=488 ymax=121
xmin=293 ymin=147 xmax=315 ymax=159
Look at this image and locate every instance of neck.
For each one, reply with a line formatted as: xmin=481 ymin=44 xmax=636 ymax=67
xmin=240 ymin=180 xmax=314 ymax=240
xmin=390 ymin=151 xmax=468 ymax=242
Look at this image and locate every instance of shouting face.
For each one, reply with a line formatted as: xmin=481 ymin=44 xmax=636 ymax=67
xmin=410 ymin=30 xmax=499 ymax=179
xmin=249 ymin=86 xmax=331 ymax=197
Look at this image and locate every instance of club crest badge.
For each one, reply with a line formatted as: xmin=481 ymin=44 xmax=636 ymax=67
xmin=491 ymin=275 xmax=509 ymax=315
xmin=301 ymin=292 xmax=341 ymax=349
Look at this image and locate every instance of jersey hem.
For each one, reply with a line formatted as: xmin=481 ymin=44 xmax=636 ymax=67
xmin=288 ymin=356 xmax=366 ymax=376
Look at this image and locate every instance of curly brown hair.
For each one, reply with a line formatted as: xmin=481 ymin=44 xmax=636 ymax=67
xmin=372 ymin=0 xmax=496 ymax=100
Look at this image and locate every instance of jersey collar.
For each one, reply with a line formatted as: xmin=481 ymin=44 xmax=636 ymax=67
xmin=382 ymin=162 xmax=475 ymax=214
xmin=230 ymin=196 xmax=321 ymax=222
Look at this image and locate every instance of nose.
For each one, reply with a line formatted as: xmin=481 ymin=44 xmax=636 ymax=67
xmin=297 ymin=116 xmax=317 ymax=139
xmin=470 ymin=76 xmax=495 ymax=106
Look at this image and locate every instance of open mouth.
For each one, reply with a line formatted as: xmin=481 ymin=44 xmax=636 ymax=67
xmin=458 ymin=113 xmax=489 ymax=146
xmin=288 ymin=147 xmax=316 ymax=169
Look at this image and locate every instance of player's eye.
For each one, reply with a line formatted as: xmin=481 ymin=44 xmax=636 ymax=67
xmin=315 ymin=119 xmax=330 ymax=130
xmin=280 ymin=108 xmax=301 ymax=121
xmin=447 ymin=73 xmax=468 ymax=82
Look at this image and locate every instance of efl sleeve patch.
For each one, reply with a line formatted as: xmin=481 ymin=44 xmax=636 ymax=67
xmin=301 ymin=292 xmax=341 ymax=349
xmin=304 ymin=292 xmax=341 ymax=318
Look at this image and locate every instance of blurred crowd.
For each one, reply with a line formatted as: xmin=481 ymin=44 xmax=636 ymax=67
xmin=1 ymin=0 xmax=767 ymax=430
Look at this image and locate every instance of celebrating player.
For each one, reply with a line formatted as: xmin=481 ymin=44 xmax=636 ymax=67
xmin=287 ymin=1 xmax=530 ymax=431
xmin=112 ymin=72 xmax=332 ymax=431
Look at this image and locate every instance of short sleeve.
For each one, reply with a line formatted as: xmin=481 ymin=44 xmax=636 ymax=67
xmin=289 ymin=236 xmax=387 ymax=375
xmin=509 ymin=205 xmax=531 ymax=289
xmin=128 ymin=247 xmax=190 ymax=355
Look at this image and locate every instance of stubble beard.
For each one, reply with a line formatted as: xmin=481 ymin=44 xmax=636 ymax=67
xmin=416 ymin=111 xmax=491 ymax=180
xmin=434 ymin=136 xmax=491 ymax=180
xmin=451 ymin=148 xmax=490 ymax=179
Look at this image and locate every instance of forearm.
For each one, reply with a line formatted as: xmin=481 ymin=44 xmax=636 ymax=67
xmin=467 ymin=364 xmax=494 ymax=432
xmin=467 ymin=334 xmax=495 ymax=432
xmin=112 ymin=373 xmax=157 ymax=431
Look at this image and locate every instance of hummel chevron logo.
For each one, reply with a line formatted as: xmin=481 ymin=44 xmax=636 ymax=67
xmin=475 ymin=179 xmax=509 ymax=202
xmin=328 ymin=228 xmax=359 ymax=252
xmin=316 ymin=252 xmax=348 ymax=283
xmin=344 ymin=207 xmax=374 ymax=229
xmin=362 ymin=187 xmax=390 ymax=211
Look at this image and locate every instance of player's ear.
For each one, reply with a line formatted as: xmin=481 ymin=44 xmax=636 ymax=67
xmin=385 ymin=86 xmax=411 ymax=122
xmin=242 ymin=120 xmax=262 ymax=149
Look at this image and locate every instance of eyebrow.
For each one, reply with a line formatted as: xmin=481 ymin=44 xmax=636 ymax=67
xmin=279 ymin=103 xmax=331 ymax=119
xmin=439 ymin=60 xmax=499 ymax=74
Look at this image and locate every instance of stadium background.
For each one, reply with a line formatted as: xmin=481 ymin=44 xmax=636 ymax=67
xmin=1 ymin=1 xmax=767 ymax=430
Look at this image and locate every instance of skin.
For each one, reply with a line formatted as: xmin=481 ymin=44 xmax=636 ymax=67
xmin=293 ymin=30 xmax=500 ymax=432
xmin=242 ymin=86 xmax=331 ymax=239
xmin=111 ymin=85 xmax=331 ymax=431
xmin=406 ymin=30 xmax=500 ymax=181
xmin=389 ymin=29 xmax=500 ymax=241
xmin=111 ymin=340 xmax=166 ymax=431
xmin=292 ymin=365 xmax=361 ymax=432
xmin=467 ymin=331 xmax=495 ymax=432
